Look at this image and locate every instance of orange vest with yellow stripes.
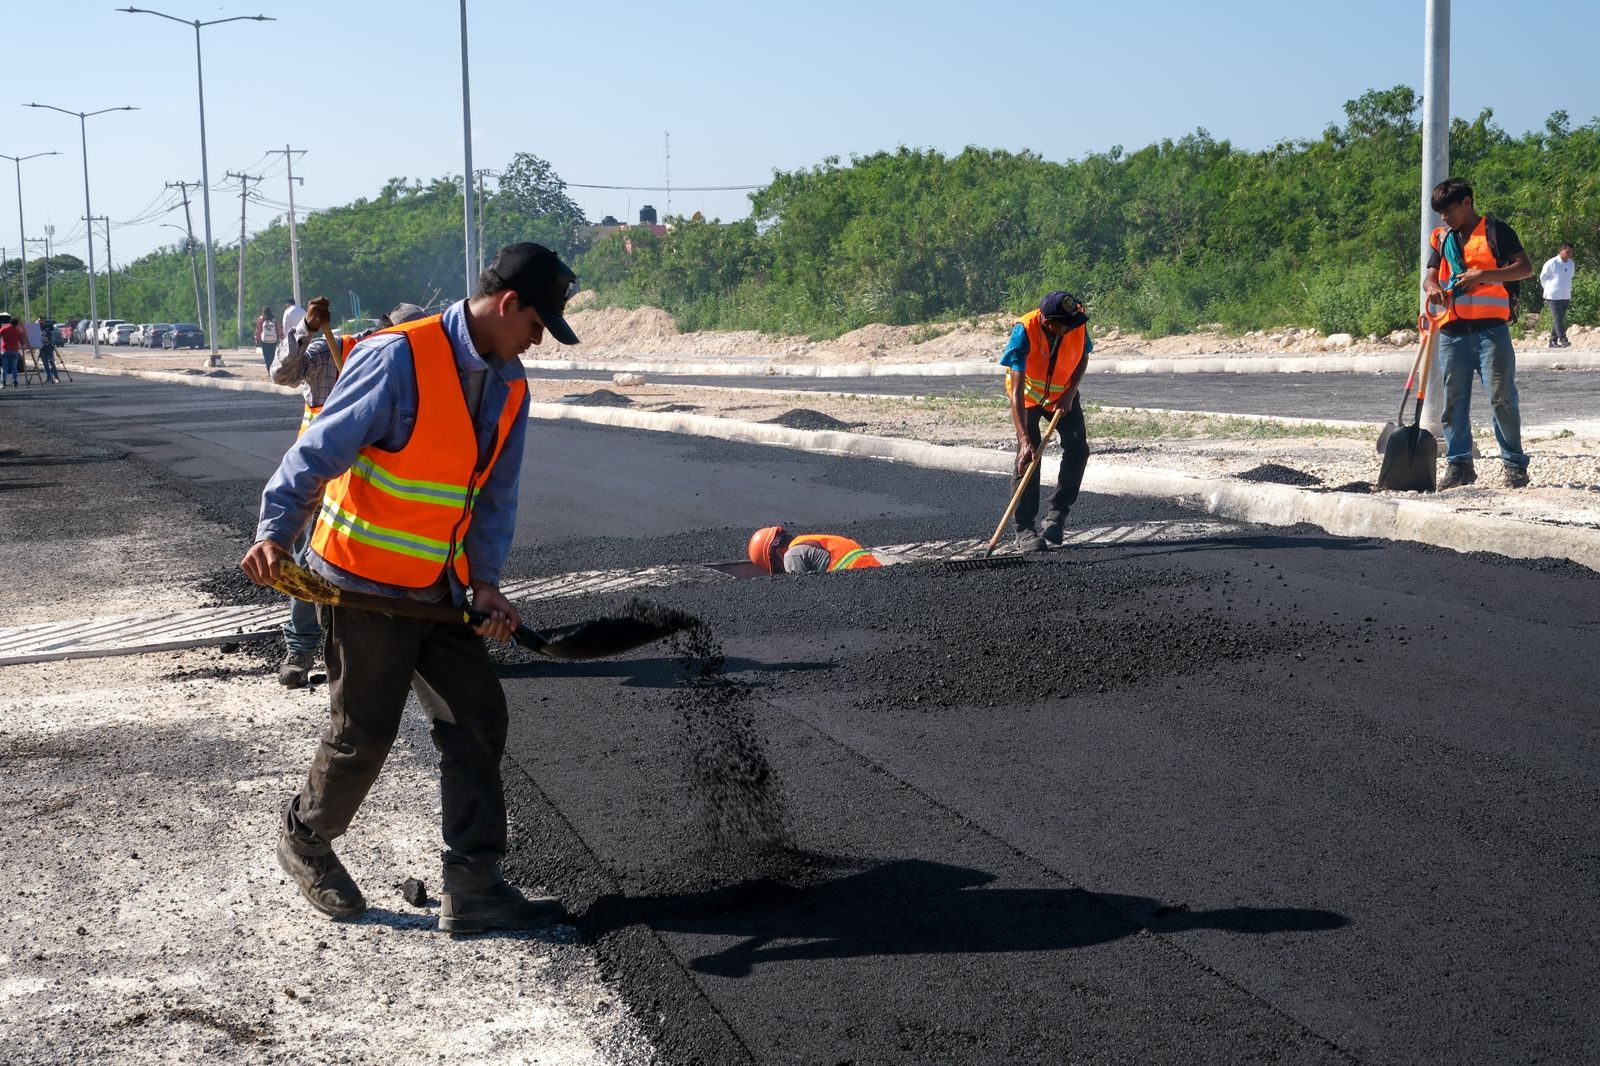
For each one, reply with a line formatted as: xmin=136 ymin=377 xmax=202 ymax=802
xmin=790 ymin=534 xmax=881 ymax=571
xmin=1431 ymin=217 xmax=1512 ymax=325
xmin=309 ymin=316 xmax=527 ymax=588
xmin=1004 ymin=309 xmax=1087 ymax=409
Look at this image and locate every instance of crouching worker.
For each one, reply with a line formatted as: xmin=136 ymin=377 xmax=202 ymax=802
xmin=748 ymin=526 xmax=881 ymax=574
xmin=1001 ymin=291 xmax=1092 ymax=552
xmin=240 ymin=243 xmax=581 ymax=932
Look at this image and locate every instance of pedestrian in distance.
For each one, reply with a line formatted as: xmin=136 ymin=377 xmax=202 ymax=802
xmin=34 ymin=314 xmax=61 ymax=384
xmin=1000 ymin=291 xmax=1093 ymax=552
xmin=254 ymin=304 xmax=280 ymax=370
xmin=0 ymin=313 xmax=33 ymax=388
xmin=281 ymin=297 xmax=306 ymax=342
xmin=747 ymin=526 xmax=882 ymax=574
xmin=1539 ymin=244 xmax=1575 ymax=348
xmin=240 ymin=242 xmax=581 ymax=932
xmin=1424 ymin=177 xmax=1535 ymax=490
xmin=268 ymin=297 xmax=427 ymax=688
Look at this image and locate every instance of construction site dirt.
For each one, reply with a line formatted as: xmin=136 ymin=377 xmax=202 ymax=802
xmin=5 ymin=377 xmax=1599 ymax=1065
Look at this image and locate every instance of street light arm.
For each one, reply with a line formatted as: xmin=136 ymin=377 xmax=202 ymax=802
xmin=117 ymin=7 xmax=193 ymax=27
xmin=199 ymin=15 xmax=276 ymax=25
xmin=0 ymin=152 xmax=62 ymax=164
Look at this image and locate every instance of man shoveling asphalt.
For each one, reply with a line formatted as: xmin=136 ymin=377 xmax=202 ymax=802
xmin=241 ymin=243 xmax=580 ymax=932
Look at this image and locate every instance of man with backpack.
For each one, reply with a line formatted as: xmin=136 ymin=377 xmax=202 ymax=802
xmin=1424 ymin=178 xmax=1534 ymax=490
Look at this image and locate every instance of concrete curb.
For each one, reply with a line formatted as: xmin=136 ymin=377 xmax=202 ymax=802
xmin=58 ymin=363 xmax=1600 ymax=572
xmin=527 ymin=348 xmax=1600 ymax=378
xmin=527 ymin=402 xmax=1600 ymax=573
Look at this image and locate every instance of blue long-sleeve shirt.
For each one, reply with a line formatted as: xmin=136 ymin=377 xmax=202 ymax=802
xmin=998 ymin=322 xmax=1093 ymax=371
xmin=255 ymin=300 xmax=529 ymax=602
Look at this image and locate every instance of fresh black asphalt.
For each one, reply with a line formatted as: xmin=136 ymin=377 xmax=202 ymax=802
xmin=6 ymin=376 xmax=1598 ymax=1065
xmin=532 ymin=366 xmax=1600 ymax=426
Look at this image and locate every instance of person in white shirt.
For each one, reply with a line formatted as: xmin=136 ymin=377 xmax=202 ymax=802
xmin=1539 ymin=244 xmax=1575 ymax=348
xmin=281 ymin=297 xmax=307 ymax=340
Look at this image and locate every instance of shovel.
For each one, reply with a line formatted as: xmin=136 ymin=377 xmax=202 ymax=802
xmin=1376 ymin=326 xmax=1431 ymax=454
xmin=271 ymin=560 xmax=694 ymax=660
xmin=979 ymin=402 xmax=1068 ymax=559
xmin=1376 ymin=314 xmax=1440 ymax=492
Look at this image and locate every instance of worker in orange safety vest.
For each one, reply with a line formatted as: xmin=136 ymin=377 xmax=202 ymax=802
xmin=748 ymin=525 xmax=882 ymax=574
xmin=1000 ymin=290 xmax=1092 ymax=552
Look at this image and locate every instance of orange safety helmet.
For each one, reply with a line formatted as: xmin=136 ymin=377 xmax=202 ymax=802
xmin=748 ymin=525 xmax=788 ymax=573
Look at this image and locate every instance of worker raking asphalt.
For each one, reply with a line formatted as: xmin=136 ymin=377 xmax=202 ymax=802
xmin=667 ymin=614 xmax=791 ymax=849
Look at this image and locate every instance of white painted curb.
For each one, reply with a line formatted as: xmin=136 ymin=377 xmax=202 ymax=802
xmin=528 ymin=402 xmax=1600 ymax=573
xmin=526 ymin=348 xmax=1600 ymax=378
xmin=57 ymin=363 xmax=1600 ymax=572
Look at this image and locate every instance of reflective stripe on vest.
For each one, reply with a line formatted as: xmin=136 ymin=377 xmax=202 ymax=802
xmin=791 ymin=533 xmax=881 ymax=571
xmin=309 ymin=315 xmax=527 ymax=588
xmin=1432 ymin=218 xmax=1512 ymax=324
xmin=1003 ymin=309 xmax=1088 ymax=408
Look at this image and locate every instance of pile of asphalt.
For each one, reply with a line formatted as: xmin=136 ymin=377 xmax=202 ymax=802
xmin=565 ymin=388 xmax=634 ymax=407
xmin=1236 ymin=462 xmax=1323 ymax=486
xmin=762 ymin=408 xmax=861 ymax=431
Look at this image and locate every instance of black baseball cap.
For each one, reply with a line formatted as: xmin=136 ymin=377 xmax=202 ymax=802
xmin=482 ymin=242 xmax=580 ymax=345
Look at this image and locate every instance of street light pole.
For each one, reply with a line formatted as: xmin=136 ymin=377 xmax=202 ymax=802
xmin=119 ymin=8 xmax=275 ymax=367
xmin=22 ymin=103 xmax=136 ymax=359
xmin=459 ymin=0 xmax=476 ymax=297
xmin=1420 ymin=0 xmax=1450 ymax=430
xmin=1 ymin=151 xmax=60 ymax=323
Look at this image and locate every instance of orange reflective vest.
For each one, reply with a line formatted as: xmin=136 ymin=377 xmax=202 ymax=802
xmin=297 ymin=334 xmax=362 ymax=436
xmin=1431 ymin=217 xmax=1512 ymax=325
xmin=309 ymin=316 xmax=528 ymax=588
xmin=790 ymin=534 xmax=881 ymax=571
xmin=1004 ymin=309 xmax=1088 ymax=409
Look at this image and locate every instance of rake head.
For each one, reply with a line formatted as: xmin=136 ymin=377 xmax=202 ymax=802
xmin=943 ymin=555 xmax=1028 ymax=572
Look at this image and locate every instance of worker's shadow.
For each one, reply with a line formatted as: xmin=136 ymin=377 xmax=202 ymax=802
xmin=578 ymin=857 xmax=1348 ymax=978
xmin=496 ymin=655 xmax=835 ymax=689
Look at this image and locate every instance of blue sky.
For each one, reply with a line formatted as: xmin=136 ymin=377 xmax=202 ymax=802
xmin=8 ymin=0 xmax=1598 ymax=271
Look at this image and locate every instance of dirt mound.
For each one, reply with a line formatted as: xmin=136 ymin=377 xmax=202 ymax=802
xmin=566 ymin=389 xmax=634 ymax=407
xmin=565 ymin=305 xmax=680 ymax=348
xmin=1236 ymin=463 xmax=1323 ymax=486
xmin=763 ymin=409 xmax=861 ymax=432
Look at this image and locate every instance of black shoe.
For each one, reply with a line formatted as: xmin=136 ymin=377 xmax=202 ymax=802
xmin=276 ymin=834 xmax=366 ymax=918
xmin=1502 ymin=463 xmax=1529 ymax=489
xmin=440 ymin=882 xmax=565 ymax=934
xmin=1438 ymin=462 xmax=1477 ymax=490
xmin=278 ymin=648 xmax=315 ymax=687
xmin=1014 ymin=526 xmax=1046 ymax=553
xmin=1041 ymin=511 xmax=1067 ymax=546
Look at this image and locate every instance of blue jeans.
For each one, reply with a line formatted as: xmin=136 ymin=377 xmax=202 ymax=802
xmin=284 ymin=528 xmax=326 ymax=654
xmin=1 ymin=351 xmax=19 ymax=384
xmin=39 ymin=347 xmax=59 ymax=382
xmin=1439 ymin=322 xmax=1527 ymax=469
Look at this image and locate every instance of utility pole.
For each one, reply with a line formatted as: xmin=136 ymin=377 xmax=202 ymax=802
xmin=665 ymin=131 xmax=671 ymax=219
xmin=1420 ymin=0 xmax=1450 ymax=431
xmin=473 ymin=168 xmax=499 ymax=277
xmin=266 ymin=145 xmax=306 ymax=306
xmin=166 ymin=181 xmax=205 ymax=331
xmin=458 ymin=0 xmax=476 ymax=297
xmin=226 ymin=170 xmax=264 ymax=347
xmin=42 ymin=226 xmax=55 ymax=317
xmin=85 ymin=215 xmax=113 ymax=318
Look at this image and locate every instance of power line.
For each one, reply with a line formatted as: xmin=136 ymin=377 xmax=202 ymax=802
xmin=565 ymin=182 xmax=763 ymax=191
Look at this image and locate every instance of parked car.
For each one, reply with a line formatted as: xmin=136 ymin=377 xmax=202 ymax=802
xmin=129 ymin=324 xmax=148 ymax=346
xmin=97 ymin=319 xmax=126 ymax=344
xmin=143 ymin=324 xmax=172 ymax=348
xmin=163 ymin=322 xmax=204 ymax=349
xmin=111 ymin=323 xmax=137 ymax=345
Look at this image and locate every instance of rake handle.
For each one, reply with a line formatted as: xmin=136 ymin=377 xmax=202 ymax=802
xmin=984 ymin=403 xmax=1068 ymax=557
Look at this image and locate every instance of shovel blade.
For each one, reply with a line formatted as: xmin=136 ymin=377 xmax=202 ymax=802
xmin=1376 ymin=425 xmax=1438 ymax=492
xmin=1375 ymin=420 xmax=1399 ymax=454
xmin=517 ymin=604 xmax=697 ymax=660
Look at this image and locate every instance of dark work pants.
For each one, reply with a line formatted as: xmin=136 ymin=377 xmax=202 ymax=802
xmin=1549 ymin=299 xmax=1570 ymax=344
xmin=286 ymin=603 xmax=510 ymax=893
xmin=1012 ymin=396 xmax=1089 ymax=530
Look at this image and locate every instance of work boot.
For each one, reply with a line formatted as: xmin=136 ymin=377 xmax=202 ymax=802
xmin=1041 ymin=510 xmax=1068 ymax=546
xmin=278 ymin=648 xmax=316 ymax=688
xmin=1438 ymin=462 xmax=1477 ymax=490
xmin=1502 ymin=463 xmax=1530 ymax=489
xmin=276 ymin=833 xmax=366 ymax=919
xmin=1014 ymin=526 xmax=1046 ymax=553
xmin=439 ymin=882 xmax=566 ymax=934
